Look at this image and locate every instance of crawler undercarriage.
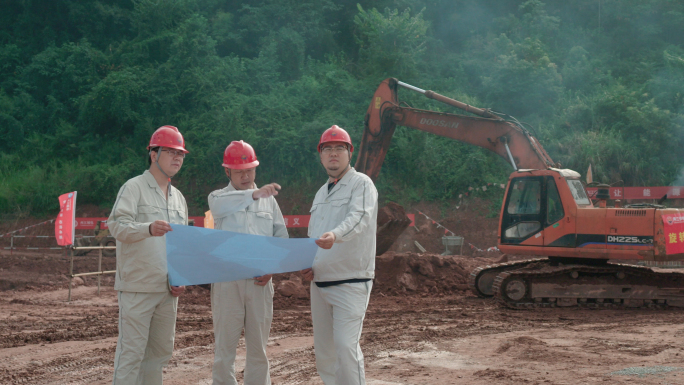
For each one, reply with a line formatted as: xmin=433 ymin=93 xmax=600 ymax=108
xmin=469 ymin=259 xmax=684 ymax=309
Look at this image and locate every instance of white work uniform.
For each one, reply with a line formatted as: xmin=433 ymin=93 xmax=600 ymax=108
xmin=208 ymin=182 xmax=288 ymax=385
xmin=108 ymin=170 xmax=188 ymax=385
xmin=308 ymin=168 xmax=378 ymax=385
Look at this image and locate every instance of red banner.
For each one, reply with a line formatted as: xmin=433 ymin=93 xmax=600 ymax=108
xmin=661 ymin=213 xmax=684 ymax=255
xmin=76 ymin=217 xmax=109 ymax=230
xmin=56 ymin=192 xmax=77 ymax=246
xmin=586 ymin=186 xmax=684 ymax=200
xmin=75 ymin=213 xmax=415 ymax=229
xmin=75 ymin=217 xmax=205 ymax=229
xmin=76 ymin=216 xmax=301 ymax=228
xmin=283 ymin=215 xmax=310 ymax=228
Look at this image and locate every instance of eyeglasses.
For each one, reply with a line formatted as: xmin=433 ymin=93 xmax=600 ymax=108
xmin=321 ymin=145 xmax=348 ymax=154
xmin=161 ymin=149 xmax=186 ymax=159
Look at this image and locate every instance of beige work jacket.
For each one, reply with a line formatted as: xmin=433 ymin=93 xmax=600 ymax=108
xmin=208 ymin=182 xmax=288 ymax=239
xmin=308 ymin=168 xmax=378 ymax=282
xmin=108 ymin=170 xmax=188 ymax=292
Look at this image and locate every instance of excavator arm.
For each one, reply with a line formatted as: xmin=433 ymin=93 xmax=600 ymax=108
xmin=361 ymin=78 xmax=559 ymax=256
xmin=355 ymin=78 xmax=558 ymax=181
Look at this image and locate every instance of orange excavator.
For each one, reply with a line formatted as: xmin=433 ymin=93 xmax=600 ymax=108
xmin=360 ymin=78 xmax=684 ymax=308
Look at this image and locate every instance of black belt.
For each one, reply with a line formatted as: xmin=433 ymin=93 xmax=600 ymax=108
xmin=315 ymin=278 xmax=372 ymax=288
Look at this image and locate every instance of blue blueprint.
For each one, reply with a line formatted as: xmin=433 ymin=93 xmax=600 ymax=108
xmin=166 ymin=224 xmax=318 ymax=286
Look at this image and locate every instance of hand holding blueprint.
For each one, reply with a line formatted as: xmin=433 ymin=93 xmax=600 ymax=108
xmin=166 ymin=224 xmax=318 ymax=286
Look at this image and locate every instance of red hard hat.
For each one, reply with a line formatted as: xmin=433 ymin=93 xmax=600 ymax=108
xmin=147 ymin=125 xmax=189 ymax=153
xmin=318 ymin=125 xmax=354 ymax=153
xmin=223 ymin=140 xmax=259 ymax=169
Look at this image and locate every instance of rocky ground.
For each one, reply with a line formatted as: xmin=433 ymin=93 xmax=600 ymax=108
xmin=1 ymin=249 xmax=684 ymax=385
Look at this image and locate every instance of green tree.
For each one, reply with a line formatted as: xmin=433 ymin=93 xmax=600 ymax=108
xmin=353 ymin=5 xmax=429 ymax=78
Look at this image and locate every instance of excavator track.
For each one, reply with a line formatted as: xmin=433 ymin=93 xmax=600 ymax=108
xmin=491 ymin=262 xmax=684 ymax=309
xmin=469 ymin=258 xmax=547 ymax=298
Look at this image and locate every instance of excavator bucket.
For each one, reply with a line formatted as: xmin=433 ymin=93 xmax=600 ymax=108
xmin=376 ymin=202 xmax=411 ymax=256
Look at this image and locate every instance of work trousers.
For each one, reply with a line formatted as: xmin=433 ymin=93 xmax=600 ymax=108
xmin=211 ymin=279 xmax=274 ymax=385
xmin=310 ymin=281 xmax=373 ymax=385
xmin=112 ymin=291 xmax=178 ymax=385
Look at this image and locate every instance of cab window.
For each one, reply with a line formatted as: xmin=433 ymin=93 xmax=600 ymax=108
xmin=566 ymin=179 xmax=591 ymax=206
xmin=507 ymin=179 xmax=541 ymax=215
xmin=504 ymin=222 xmax=541 ymax=239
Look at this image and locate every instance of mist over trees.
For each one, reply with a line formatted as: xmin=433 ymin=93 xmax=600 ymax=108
xmin=1 ymin=0 xmax=683 ymax=214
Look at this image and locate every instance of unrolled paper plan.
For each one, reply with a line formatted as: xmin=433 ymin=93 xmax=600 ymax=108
xmin=166 ymin=224 xmax=318 ymax=286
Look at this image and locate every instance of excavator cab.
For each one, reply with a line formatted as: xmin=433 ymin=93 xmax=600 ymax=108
xmin=500 ymin=174 xmax=566 ymax=245
xmin=501 ymin=177 xmax=543 ymax=244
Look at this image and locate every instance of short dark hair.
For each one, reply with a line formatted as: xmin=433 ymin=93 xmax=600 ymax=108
xmin=147 ymin=147 xmax=160 ymax=166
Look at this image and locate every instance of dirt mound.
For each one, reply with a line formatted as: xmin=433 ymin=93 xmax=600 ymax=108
xmin=373 ymin=252 xmax=492 ymax=295
xmin=496 ymin=336 xmax=547 ymax=353
xmin=276 ymin=275 xmax=308 ymax=299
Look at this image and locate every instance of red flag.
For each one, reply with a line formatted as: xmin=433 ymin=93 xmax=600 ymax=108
xmin=55 ymin=192 xmax=77 ymax=246
xmin=662 ymin=213 xmax=684 ymax=255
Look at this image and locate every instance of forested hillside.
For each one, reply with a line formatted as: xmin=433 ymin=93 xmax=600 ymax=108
xmin=1 ymin=0 xmax=683 ymax=215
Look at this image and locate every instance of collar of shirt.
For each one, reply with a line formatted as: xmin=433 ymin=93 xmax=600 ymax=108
xmin=143 ymin=169 xmax=169 ymax=200
xmin=327 ymin=167 xmax=356 ymax=195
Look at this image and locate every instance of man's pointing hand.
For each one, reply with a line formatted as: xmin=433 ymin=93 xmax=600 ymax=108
xmin=253 ymin=183 xmax=281 ymax=200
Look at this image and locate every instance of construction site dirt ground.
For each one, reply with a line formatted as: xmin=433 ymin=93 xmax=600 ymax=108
xmin=2 ymin=250 xmax=684 ymax=385
xmin=2 ymin=199 xmax=684 ymax=385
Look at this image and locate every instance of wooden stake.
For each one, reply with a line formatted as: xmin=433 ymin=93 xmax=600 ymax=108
xmin=68 ymin=248 xmax=73 ymax=302
xmin=97 ymin=248 xmax=102 ymax=295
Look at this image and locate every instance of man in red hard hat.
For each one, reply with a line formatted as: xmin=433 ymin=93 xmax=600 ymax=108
xmin=108 ymin=125 xmax=189 ymax=384
xmin=208 ymin=140 xmax=288 ymax=385
xmin=301 ymin=125 xmax=378 ymax=384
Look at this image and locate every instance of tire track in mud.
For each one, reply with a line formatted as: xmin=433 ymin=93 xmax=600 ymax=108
xmin=1 ymin=303 xmax=119 ymax=349
xmin=269 ymin=347 xmax=317 ymax=383
xmin=266 ymin=332 xmax=318 ymax=382
xmin=0 ymin=322 xmax=118 ymax=349
xmin=1 ymin=350 xmax=114 ymax=385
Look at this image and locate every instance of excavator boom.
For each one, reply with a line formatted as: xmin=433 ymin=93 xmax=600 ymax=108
xmin=355 ymin=78 xmax=557 ymax=180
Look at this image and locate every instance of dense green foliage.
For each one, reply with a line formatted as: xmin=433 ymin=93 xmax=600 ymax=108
xmin=1 ymin=0 xmax=684 ymax=214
